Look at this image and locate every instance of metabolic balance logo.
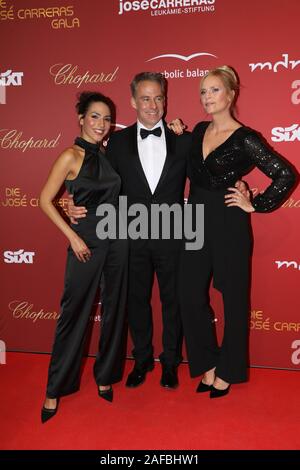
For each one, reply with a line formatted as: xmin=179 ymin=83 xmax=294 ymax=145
xmin=0 ymin=69 xmax=23 ymax=104
xmin=146 ymin=51 xmax=217 ymax=80
xmin=147 ymin=52 xmax=217 ymax=62
xmin=118 ymin=0 xmax=216 ymax=16
xmin=249 ymin=53 xmax=300 ymax=73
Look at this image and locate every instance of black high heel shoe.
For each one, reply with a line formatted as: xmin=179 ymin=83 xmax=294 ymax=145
xmin=196 ymin=380 xmax=213 ymax=393
xmin=210 ymin=385 xmax=231 ymax=399
xmin=41 ymin=398 xmax=59 ymax=423
xmin=98 ymin=385 xmax=113 ymax=403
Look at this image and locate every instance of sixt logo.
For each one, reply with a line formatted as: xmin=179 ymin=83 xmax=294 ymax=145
xmin=271 ymin=124 xmax=300 ymax=142
xmin=0 ymin=70 xmax=24 ymax=104
xmin=4 ymin=249 xmax=35 ymax=264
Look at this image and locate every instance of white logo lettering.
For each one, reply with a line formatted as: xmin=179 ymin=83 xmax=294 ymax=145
xmin=291 ymin=80 xmax=300 ymax=105
xmin=147 ymin=52 xmax=217 ymax=62
xmin=249 ymin=53 xmax=300 ymax=73
xmin=118 ymin=0 xmax=216 ymax=15
xmin=291 ymin=340 xmax=300 ymax=365
xmin=275 ymin=260 xmax=300 ymax=270
xmin=271 ymin=124 xmax=300 ymax=142
xmin=0 ymin=70 xmax=24 ymax=86
xmin=4 ymin=249 xmax=35 ymax=264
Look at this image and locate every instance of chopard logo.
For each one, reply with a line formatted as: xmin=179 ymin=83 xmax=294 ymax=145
xmin=49 ymin=63 xmax=119 ymax=88
xmin=147 ymin=52 xmax=217 ymax=62
xmin=8 ymin=300 xmax=60 ymax=322
xmin=249 ymin=53 xmax=300 ymax=72
xmin=0 ymin=129 xmax=61 ymax=152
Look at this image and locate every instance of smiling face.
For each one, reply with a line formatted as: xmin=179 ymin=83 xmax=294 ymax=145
xmin=79 ymin=101 xmax=111 ymax=144
xmin=131 ymin=80 xmax=165 ymax=129
xmin=200 ymin=74 xmax=235 ymax=116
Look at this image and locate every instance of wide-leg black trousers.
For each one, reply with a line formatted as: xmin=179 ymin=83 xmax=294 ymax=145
xmin=179 ymin=188 xmax=252 ymax=384
xmin=46 ymin=217 xmax=128 ymax=398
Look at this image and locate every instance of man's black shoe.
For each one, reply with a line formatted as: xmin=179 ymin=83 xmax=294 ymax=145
xmin=126 ymin=362 xmax=154 ymax=388
xmin=160 ymin=365 xmax=178 ymax=389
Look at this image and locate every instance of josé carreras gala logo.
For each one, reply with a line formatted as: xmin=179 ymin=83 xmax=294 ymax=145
xmin=0 ymin=69 xmax=23 ymax=104
xmin=118 ymin=0 xmax=216 ymax=16
xmin=0 ymin=1 xmax=80 ymax=29
xmin=147 ymin=51 xmax=217 ymax=80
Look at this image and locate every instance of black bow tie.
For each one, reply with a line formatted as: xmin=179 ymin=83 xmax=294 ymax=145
xmin=140 ymin=127 xmax=162 ymax=139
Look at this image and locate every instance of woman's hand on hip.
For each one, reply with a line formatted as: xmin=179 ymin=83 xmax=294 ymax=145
xmin=70 ymin=234 xmax=91 ymax=262
xmin=225 ymin=187 xmax=255 ymax=213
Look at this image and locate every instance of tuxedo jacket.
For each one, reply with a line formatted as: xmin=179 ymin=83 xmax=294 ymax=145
xmin=106 ymin=122 xmax=191 ymax=249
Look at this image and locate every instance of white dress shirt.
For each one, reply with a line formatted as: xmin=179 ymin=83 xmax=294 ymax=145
xmin=137 ymin=120 xmax=166 ymax=194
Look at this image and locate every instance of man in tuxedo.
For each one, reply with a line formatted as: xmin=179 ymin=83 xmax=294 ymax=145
xmin=68 ymin=72 xmax=190 ymax=389
xmin=106 ymin=72 xmax=190 ymax=389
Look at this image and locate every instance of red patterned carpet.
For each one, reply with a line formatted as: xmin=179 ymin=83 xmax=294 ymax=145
xmin=1 ymin=352 xmax=299 ymax=450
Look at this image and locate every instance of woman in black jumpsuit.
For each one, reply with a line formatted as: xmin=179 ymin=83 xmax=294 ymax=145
xmin=39 ymin=92 xmax=128 ymax=421
xmin=179 ymin=66 xmax=296 ymax=398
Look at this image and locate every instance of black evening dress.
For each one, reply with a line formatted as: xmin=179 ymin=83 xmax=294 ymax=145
xmin=180 ymin=121 xmax=296 ymax=383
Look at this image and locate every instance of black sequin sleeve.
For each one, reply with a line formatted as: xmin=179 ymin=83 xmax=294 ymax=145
xmin=243 ymin=131 xmax=297 ymax=212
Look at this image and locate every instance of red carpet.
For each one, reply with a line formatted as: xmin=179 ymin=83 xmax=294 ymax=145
xmin=1 ymin=352 xmax=299 ymax=450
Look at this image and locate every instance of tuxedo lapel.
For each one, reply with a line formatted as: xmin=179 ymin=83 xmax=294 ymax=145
xmin=154 ymin=123 xmax=176 ymax=195
xmin=128 ymin=123 xmax=152 ymax=195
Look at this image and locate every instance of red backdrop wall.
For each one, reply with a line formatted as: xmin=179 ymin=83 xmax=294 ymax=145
xmin=1 ymin=0 xmax=299 ymax=370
